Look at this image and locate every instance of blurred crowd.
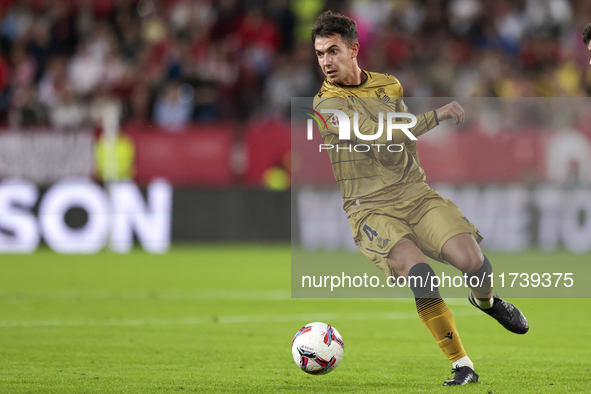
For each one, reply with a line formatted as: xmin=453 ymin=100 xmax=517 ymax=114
xmin=1 ymin=0 xmax=591 ymax=131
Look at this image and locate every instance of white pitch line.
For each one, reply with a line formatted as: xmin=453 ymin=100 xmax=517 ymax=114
xmin=0 ymin=289 xmax=476 ymax=304
xmin=0 ymin=309 xmax=480 ymax=328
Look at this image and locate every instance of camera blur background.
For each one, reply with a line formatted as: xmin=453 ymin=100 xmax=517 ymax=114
xmin=0 ymin=0 xmax=590 ymax=243
xmin=1 ymin=1 xmax=591 ymax=392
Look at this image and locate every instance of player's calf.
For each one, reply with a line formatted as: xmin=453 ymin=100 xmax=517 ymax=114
xmin=408 ymin=263 xmax=476 ymax=376
xmin=464 ymin=255 xmax=494 ymax=308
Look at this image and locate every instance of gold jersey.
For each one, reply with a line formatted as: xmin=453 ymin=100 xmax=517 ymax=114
xmin=313 ymin=71 xmax=439 ymax=215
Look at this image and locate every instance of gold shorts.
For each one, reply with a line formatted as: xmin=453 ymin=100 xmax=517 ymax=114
xmin=348 ymin=189 xmax=482 ymax=278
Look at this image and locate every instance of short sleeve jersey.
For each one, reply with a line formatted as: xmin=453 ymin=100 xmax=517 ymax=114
xmin=313 ymin=71 xmax=439 ymax=214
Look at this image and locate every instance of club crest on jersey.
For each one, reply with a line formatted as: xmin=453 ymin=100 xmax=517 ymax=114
xmin=377 ymin=237 xmax=390 ymax=249
xmin=375 ymin=87 xmax=390 ymax=103
xmin=376 ymin=236 xmax=390 ymax=249
xmin=330 ymin=114 xmax=339 ymax=126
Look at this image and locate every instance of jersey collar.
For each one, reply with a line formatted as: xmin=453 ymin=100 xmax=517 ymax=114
xmin=333 ymin=70 xmax=370 ymax=88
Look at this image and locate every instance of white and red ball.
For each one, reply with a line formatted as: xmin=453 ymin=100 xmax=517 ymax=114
xmin=291 ymin=322 xmax=344 ymax=374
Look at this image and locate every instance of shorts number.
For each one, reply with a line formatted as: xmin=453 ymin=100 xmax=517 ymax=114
xmin=362 ymin=224 xmax=378 ymax=242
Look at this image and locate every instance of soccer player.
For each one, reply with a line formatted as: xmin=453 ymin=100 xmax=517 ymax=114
xmin=583 ymin=23 xmax=591 ymax=65
xmin=311 ymin=11 xmax=528 ymax=386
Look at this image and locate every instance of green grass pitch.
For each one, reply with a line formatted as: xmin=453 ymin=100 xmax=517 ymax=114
xmin=0 ymin=245 xmax=590 ymax=393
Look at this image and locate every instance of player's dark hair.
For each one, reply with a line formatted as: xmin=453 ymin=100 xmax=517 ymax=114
xmin=312 ymin=11 xmax=358 ymax=46
xmin=583 ymin=23 xmax=591 ymax=45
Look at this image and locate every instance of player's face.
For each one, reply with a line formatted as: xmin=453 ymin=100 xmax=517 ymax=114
xmin=314 ymin=35 xmax=357 ymax=84
xmin=588 ymin=42 xmax=591 ymax=65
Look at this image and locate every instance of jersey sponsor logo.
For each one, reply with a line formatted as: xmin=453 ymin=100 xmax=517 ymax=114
xmin=375 ymin=87 xmax=391 ymax=103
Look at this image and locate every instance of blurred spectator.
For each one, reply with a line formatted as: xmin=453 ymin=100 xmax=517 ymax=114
xmin=0 ymin=0 xmax=588 ymax=130
xmin=47 ymin=1 xmax=77 ymax=57
xmin=67 ymin=40 xmax=103 ymax=95
xmin=193 ymin=83 xmax=220 ymax=121
xmin=153 ymin=81 xmax=192 ymax=130
xmin=26 ymin=17 xmax=53 ymax=81
xmin=240 ymin=8 xmax=281 ymax=77
xmin=11 ymin=43 xmax=35 ymax=87
xmin=139 ymin=0 xmax=168 ymax=45
xmin=1 ymin=0 xmax=33 ymax=43
xmin=0 ymin=52 xmax=11 ymax=119
xmin=90 ymin=85 xmax=124 ymax=128
xmin=264 ymin=43 xmax=316 ymax=116
xmin=9 ymin=83 xmax=46 ymax=127
xmin=0 ymin=52 xmax=9 ymax=91
xmin=49 ymin=86 xmax=90 ymax=129
xmin=127 ymin=84 xmax=151 ymax=126
xmin=267 ymin=0 xmax=295 ymax=52
xmin=38 ymin=56 xmax=67 ymax=107
xmin=102 ymin=45 xmax=129 ymax=89
xmin=196 ymin=42 xmax=238 ymax=85
xmin=210 ymin=0 xmax=241 ymax=41
xmin=169 ymin=0 xmax=215 ymax=34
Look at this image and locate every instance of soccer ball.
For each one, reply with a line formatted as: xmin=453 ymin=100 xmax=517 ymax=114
xmin=291 ymin=322 xmax=344 ymax=374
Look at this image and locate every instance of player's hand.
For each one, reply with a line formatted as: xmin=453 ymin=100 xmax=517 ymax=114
xmin=435 ymin=101 xmax=465 ymax=125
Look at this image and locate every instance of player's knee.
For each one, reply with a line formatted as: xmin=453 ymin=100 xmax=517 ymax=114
xmin=443 ymin=233 xmax=484 ymax=273
xmin=388 ymin=260 xmax=414 ymax=278
xmin=387 ymin=254 xmax=425 ymax=278
xmin=387 ymin=257 xmax=412 ymax=278
xmin=444 ymin=238 xmax=484 ymax=273
xmin=387 ymin=239 xmax=427 ymax=278
xmin=454 ymin=253 xmax=484 ymax=274
xmin=465 ymin=255 xmax=493 ymax=278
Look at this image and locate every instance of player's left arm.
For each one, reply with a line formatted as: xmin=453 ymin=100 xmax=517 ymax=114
xmin=388 ymin=78 xmax=465 ymax=140
xmin=435 ymin=101 xmax=465 ymax=125
xmin=377 ymin=102 xmax=436 ymax=144
xmin=395 ymin=101 xmax=465 ymax=140
xmin=386 ymin=82 xmax=441 ymax=143
xmin=399 ymin=101 xmax=464 ymax=164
